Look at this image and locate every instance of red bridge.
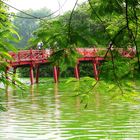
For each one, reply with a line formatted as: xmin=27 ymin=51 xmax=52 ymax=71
xmin=7 ymin=48 xmax=135 ymax=85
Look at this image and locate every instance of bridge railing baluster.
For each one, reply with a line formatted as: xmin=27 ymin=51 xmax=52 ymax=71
xmin=18 ymin=52 xmax=20 ymax=62
xmin=30 ymin=49 xmax=33 ymax=61
xmin=42 ymin=49 xmax=45 ymax=61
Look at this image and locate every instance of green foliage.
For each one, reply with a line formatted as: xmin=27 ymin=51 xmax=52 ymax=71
xmin=65 ymin=77 xmax=97 ymax=107
xmin=0 ymin=1 xmax=18 ymax=75
xmin=28 ymin=0 xmax=140 ymax=83
xmin=101 ymin=57 xmax=135 ymax=80
xmin=0 ymin=1 xmax=27 ymax=111
xmin=29 ymin=3 xmax=107 ymax=71
xmin=89 ymin=0 xmax=140 ymax=48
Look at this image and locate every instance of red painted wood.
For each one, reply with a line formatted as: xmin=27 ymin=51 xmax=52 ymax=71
xmin=53 ymin=66 xmax=58 ymax=83
xmin=30 ymin=65 xmax=34 ymax=85
xmin=18 ymin=52 xmax=20 ymax=62
xmin=74 ymin=64 xmax=80 ymax=79
xmin=8 ymin=48 xmax=135 ymax=67
xmin=30 ymin=49 xmax=32 ymax=59
xmin=42 ymin=49 xmax=45 ymax=61
xmin=93 ymin=62 xmax=99 ymax=80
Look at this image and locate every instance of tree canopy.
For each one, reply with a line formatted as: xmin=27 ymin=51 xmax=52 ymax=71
xmin=0 ymin=1 xmax=19 ymax=84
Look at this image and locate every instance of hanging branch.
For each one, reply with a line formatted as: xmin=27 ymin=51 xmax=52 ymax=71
xmin=87 ymin=3 xmax=122 ymax=65
xmin=85 ymin=0 xmax=139 ymax=93
xmin=111 ymin=26 xmax=127 ymax=47
xmin=125 ymin=0 xmax=140 ymax=69
xmin=109 ymin=46 xmax=124 ymax=94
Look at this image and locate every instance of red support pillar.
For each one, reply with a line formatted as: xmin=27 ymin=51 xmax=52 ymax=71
xmin=53 ymin=66 xmax=59 ymax=83
xmin=36 ymin=65 xmax=39 ymax=84
xmin=93 ymin=59 xmax=99 ymax=81
xmin=12 ymin=67 xmax=17 ymax=84
xmin=30 ymin=65 xmax=34 ymax=85
xmin=74 ymin=63 xmax=80 ymax=79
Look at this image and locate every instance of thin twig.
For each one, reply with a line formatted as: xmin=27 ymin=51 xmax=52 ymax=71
xmin=68 ymin=0 xmax=79 ymax=44
xmin=109 ymin=48 xmax=124 ymax=94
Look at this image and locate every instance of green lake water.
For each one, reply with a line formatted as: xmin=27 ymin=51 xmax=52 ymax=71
xmin=0 ymin=79 xmax=140 ymax=140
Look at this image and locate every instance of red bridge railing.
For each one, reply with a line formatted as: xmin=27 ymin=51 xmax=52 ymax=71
xmin=8 ymin=48 xmax=136 ymax=65
xmin=76 ymin=48 xmax=136 ymax=58
xmin=9 ymin=49 xmax=51 ymax=62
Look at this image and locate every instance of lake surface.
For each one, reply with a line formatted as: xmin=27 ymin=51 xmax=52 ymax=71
xmin=0 ymin=79 xmax=140 ymax=140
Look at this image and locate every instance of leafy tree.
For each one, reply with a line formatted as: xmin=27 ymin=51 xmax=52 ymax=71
xmin=0 ymin=0 xmax=20 ymax=111
xmin=13 ymin=8 xmax=51 ymax=48
xmin=88 ymin=0 xmax=140 ymax=55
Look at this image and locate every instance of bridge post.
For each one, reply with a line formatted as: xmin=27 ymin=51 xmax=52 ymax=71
xmin=93 ymin=59 xmax=99 ymax=81
xmin=74 ymin=63 xmax=80 ymax=79
xmin=53 ymin=66 xmax=59 ymax=83
xmin=30 ymin=65 xmax=34 ymax=85
xmin=36 ymin=65 xmax=39 ymax=84
xmin=12 ymin=67 xmax=17 ymax=84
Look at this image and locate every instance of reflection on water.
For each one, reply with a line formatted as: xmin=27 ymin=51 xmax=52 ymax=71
xmin=0 ymin=83 xmax=140 ymax=140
